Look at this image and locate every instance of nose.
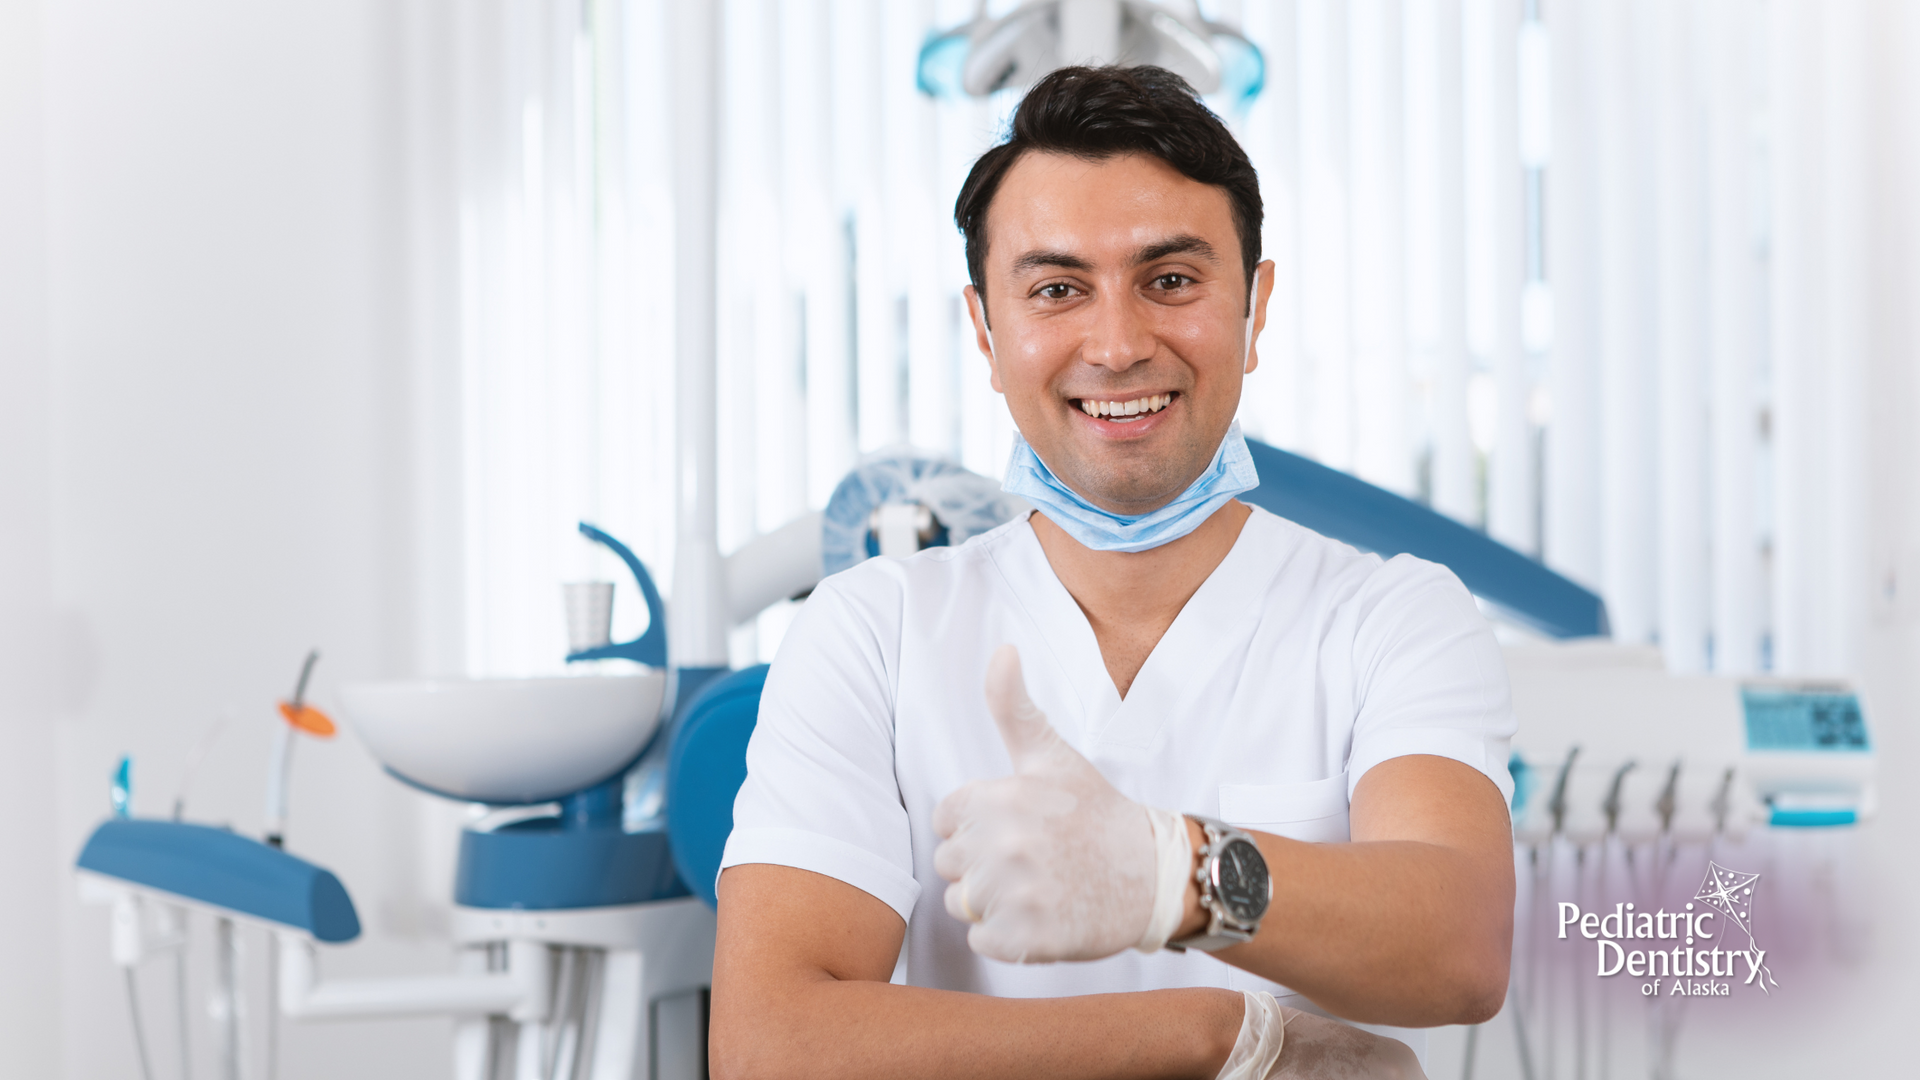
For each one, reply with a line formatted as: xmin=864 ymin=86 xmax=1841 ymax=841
xmin=1079 ymin=292 xmax=1156 ymax=374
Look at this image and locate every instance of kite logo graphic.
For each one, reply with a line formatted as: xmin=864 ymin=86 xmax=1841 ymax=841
xmin=1556 ymin=861 xmax=1778 ymax=997
xmin=1692 ymin=861 xmax=1778 ymax=994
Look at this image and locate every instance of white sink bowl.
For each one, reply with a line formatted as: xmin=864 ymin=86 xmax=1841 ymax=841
xmin=336 ymin=673 xmax=668 ymax=804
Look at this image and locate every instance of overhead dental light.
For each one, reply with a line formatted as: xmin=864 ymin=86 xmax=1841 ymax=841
xmin=918 ymin=0 xmax=1264 ymax=104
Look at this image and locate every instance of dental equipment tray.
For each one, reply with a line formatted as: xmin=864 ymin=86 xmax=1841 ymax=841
xmin=75 ymin=818 xmax=361 ymax=943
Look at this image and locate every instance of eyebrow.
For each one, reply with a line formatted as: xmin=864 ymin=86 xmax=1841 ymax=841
xmin=1006 ymin=235 xmax=1223 ymax=277
xmin=1010 ymin=248 xmax=1094 ymax=275
xmin=1134 ymin=235 xmax=1221 ymax=266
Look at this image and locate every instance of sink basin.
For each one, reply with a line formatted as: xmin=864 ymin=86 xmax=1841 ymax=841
xmin=336 ymin=673 xmax=668 ymax=805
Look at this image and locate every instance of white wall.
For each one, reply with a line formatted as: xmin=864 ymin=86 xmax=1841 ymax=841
xmin=2 ymin=0 xmax=461 ymax=1075
xmin=0 ymin=0 xmax=67 ymax=1074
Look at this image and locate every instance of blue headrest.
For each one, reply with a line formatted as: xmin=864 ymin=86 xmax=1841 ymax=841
xmin=666 ymin=665 xmax=769 ymax=908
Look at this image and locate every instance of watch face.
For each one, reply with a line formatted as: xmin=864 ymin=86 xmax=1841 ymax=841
xmin=1214 ymin=838 xmax=1271 ymax=924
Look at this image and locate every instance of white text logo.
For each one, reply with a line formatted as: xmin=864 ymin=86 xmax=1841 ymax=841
xmin=1555 ymin=861 xmax=1777 ymax=997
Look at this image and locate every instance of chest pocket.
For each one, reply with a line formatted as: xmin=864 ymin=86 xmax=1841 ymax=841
xmin=1218 ymin=772 xmax=1350 ymax=843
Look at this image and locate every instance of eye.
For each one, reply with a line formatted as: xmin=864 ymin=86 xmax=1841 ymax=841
xmin=1037 ymin=282 xmax=1076 ymax=300
xmin=1150 ymin=273 xmax=1194 ymax=291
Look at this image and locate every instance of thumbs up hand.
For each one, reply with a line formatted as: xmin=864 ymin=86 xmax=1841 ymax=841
xmin=932 ymin=645 xmax=1192 ymax=963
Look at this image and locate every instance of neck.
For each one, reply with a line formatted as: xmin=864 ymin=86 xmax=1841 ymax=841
xmin=1030 ymin=500 xmax=1252 ymax=699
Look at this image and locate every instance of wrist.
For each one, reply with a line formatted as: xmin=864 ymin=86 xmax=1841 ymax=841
xmin=1195 ymin=987 xmax=1247 ymax=1080
xmin=1177 ymin=814 xmax=1209 ymax=939
xmin=1136 ymin=806 xmax=1198 ymax=952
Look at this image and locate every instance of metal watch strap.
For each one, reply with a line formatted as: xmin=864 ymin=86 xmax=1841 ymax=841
xmin=1166 ymin=815 xmax=1265 ymax=953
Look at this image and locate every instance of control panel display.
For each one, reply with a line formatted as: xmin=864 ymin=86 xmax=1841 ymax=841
xmin=1741 ymin=686 xmax=1870 ymax=752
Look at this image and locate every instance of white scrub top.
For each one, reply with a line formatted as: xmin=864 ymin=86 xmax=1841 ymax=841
xmin=722 ymin=505 xmax=1516 ymax=1052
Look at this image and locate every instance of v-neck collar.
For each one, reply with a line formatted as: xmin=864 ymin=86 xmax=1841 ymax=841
xmin=986 ymin=514 xmax=1122 ymax=739
xmin=986 ymin=509 xmax=1293 ymax=750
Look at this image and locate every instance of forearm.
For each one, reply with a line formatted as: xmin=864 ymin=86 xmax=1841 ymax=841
xmin=1176 ymin=757 xmax=1516 ymax=1026
xmin=713 ymin=864 xmax=1242 ymax=1080
xmin=1212 ymin=833 xmax=1511 ymax=1025
xmin=712 ymin=978 xmax=1241 ymax=1080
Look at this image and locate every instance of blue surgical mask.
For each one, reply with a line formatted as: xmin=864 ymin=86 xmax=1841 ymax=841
xmin=1002 ymin=421 xmax=1260 ymax=553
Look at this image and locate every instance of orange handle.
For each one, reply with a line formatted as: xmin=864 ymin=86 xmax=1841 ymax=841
xmin=279 ymin=701 xmax=337 ymax=738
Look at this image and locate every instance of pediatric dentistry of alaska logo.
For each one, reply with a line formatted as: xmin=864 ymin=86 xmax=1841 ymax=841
xmin=1556 ymin=862 xmax=1779 ymax=997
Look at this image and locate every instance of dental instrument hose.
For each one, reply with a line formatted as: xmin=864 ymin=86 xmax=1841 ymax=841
xmin=175 ymin=948 xmax=193 ymax=1080
xmin=264 ymin=648 xmax=325 ymax=1080
xmin=266 ymin=931 xmax=279 ymax=1080
xmin=125 ymin=968 xmax=158 ymax=1080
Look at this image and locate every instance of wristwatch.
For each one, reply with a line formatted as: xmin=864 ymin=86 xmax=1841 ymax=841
xmin=1167 ymin=816 xmax=1271 ymax=952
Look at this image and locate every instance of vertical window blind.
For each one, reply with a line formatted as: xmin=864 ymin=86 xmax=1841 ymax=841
xmin=448 ymin=0 xmax=1896 ymax=682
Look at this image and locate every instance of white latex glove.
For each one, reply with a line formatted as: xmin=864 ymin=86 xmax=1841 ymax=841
xmin=1217 ymin=992 xmax=1291 ymax=1080
xmin=1223 ymin=995 xmax=1426 ymax=1080
xmin=932 ymin=645 xmax=1192 ymax=962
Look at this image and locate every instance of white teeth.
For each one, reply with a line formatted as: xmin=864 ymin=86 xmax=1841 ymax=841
xmin=1079 ymin=394 xmax=1173 ymax=418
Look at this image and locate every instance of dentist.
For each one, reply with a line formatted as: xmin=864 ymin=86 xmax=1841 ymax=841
xmin=711 ymin=66 xmax=1515 ymax=1080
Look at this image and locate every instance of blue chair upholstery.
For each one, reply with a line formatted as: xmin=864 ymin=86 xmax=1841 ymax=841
xmin=455 ymin=824 xmax=687 ymax=910
xmin=1239 ymin=438 xmax=1608 ymax=639
xmin=666 ymin=665 xmax=770 ymax=908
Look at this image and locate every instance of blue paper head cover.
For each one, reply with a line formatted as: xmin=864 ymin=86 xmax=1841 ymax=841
xmin=1002 ymin=422 xmax=1260 ymax=553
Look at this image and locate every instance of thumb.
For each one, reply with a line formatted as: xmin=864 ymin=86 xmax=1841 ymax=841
xmin=985 ymin=645 xmax=1064 ymax=773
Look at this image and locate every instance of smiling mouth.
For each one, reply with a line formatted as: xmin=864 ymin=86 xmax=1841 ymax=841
xmin=1074 ymin=392 xmax=1175 ymax=423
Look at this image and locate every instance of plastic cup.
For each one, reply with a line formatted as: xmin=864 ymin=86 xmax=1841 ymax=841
xmin=563 ymin=582 xmax=615 ymax=654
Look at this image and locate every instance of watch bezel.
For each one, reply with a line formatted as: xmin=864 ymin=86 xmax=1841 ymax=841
xmin=1210 ymin=835 xmax=1271 ymax=925
xmin=1167 ymin=817 xmax=1271 ymax=952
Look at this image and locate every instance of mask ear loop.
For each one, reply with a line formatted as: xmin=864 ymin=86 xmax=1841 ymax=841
xmin=1242 ymin=283 xmax=1258 ymax=368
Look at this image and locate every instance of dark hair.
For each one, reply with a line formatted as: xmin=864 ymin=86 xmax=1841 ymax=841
xmin=954 ymin=65 xmax=1262 ymax=317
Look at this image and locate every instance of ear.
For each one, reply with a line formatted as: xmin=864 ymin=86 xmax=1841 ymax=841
xmin=965 ymin=285 xmax=1006 ymax=394
xmin=1245 ymin=259 xmax=1277 ymax=376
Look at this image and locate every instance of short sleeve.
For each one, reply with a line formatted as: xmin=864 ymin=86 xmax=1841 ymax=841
xmin=1342 ymin=555 xmax=1517 ymax=810
xmin=720 ymin=574 xmax=923 ymax=923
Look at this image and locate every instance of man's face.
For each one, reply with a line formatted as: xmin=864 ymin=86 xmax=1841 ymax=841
xmin=967 ymin=151 xmax=1274 ymax=516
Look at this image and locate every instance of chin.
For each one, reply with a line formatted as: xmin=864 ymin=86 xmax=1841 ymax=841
xmin=1063 ymin=436 xmax=1211 ymax=505
xmin=1064 ymin=461 xmax=1191 ymax=513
